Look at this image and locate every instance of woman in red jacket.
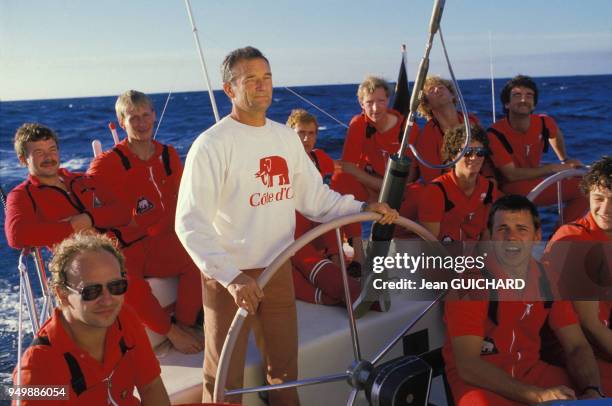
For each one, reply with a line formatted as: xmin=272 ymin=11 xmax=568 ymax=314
xmin=418 ymin=124 xmax=501 ymax=242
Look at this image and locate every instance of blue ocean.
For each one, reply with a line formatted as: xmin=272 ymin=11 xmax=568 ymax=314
xmin=0 ymin=74 xmax=611 ymax=383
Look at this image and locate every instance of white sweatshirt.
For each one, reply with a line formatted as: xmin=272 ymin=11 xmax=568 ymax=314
xmin=176 ymin=116 xmax=363 ymax=287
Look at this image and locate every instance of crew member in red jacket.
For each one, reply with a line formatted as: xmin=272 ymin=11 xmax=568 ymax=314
xmin=332 ymin=76 xmax=421 ymax=264
xmin=487 ymin=75 xmax=587 ymax=222
xmin=13 ymin=233 xmax=170 ymax=406
xmin=88 ymin=90 xmax=203 ymax=354
xmin=286 ymin=109 xmax=361 ymax=306
xmin=444 ymin=195 xmax=606 ymax=405
xmin=411 ymin=76 xmax=483 ymax=184
xmin=543 ymin=156 xmax=612 ymax=389
xmin=4 ymin=123 xmax=130 ymax=250
xmin=418 ymin=124 xmax=501 ymax=243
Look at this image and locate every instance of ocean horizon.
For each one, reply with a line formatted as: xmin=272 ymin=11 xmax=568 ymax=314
xmin=3 ymin=72 xmax=611 ymax=103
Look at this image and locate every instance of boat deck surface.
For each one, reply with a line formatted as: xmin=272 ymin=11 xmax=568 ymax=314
xmin=156 ymin=290 xmax=446 ymax=405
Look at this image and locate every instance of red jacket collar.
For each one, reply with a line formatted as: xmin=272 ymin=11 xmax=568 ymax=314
xmin=40 ymin=307 xmax=125 ymax=368
xmin=28 ymin=167 xmax=76 ymax=187
xmin=363 ymin=108 xmax=403 ymax=128
xmin=114 ymin=139 xmax=163 ymax=164
xmin=584 ymin=212 xmax=609 ymax=240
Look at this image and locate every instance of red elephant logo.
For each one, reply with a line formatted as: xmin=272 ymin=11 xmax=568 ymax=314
xmin=255 ymin=156 xmax=290 ymax=188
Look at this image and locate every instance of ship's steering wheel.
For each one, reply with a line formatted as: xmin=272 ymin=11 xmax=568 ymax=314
xmin=213 ymin=212 xmax=443 ymax=406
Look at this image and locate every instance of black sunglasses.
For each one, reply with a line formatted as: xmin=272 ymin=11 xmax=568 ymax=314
xmin=462 ymin=147 xmax=488 ymax=158
xmin=65 ymin=279 xmax=128 ymax=301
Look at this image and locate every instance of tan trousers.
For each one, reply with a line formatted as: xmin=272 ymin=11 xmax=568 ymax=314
xmin=202 ymin=262 xmax=300 ymax=405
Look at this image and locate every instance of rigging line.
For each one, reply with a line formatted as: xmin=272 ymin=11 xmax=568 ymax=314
xmin=154 ymin=90 xmax=173 ymax=140
xmin=439 ymin=26 xmax=471 ymax=157
xmin=179 ymin=8 xmax=344 ymax=129
xmin=284 ymin=87 xmax=348 ymax=129
xmin=153 ymin=39 xmax=188 ymax=140
xmin=439 ymin=27 xmax=469 ymax=125
xmin=408 ymin=25 xmax=472 ymax=170
xmin=190 ymin=27 xmax=348 ymax=130
xmin=488 ymin=31 xmax=496 ymax=123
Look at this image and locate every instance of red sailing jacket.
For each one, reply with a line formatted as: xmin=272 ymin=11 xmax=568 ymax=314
xmin=5 ymin=168 xmax=130 ymax=249
xmin=418 ymin=171 xmax=500 ymax=242
xmin=546 ymin=213 xmax=611 ymax=326
xmin=444 ymin=259 xmax=578 ymax=380
xmin=308 ymin=148 xmax=335 ymax=185
xmin=295 ymin=147 xmax=339 ymax=255
xmin=342 ymin=109 xmax=418 ymax=177
xmin=488 ymin=114 xmax=559 ymax=170
xmin=88 ymin=139 xmax=183 ymax=246
xmin=413 ymin=112 xmax=480 ymax=184
xmin=14 ymin=306 xmax=161 ymax=405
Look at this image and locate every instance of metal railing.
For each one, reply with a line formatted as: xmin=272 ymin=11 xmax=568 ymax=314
xmin=14 ymin=246 xmax=55 ymax=401
xmin=526 ymin=168 xmax=588 ymax=225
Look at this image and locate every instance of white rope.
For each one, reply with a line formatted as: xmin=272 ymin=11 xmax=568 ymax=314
xmin=440 ymin=27 xmax=471 ymax=157
xmin=488 ymin=31 xmax=496 ymax=123
xmin=284 ymin=87 xmax=348 ymax=129
xmin=408 ymin=26 xmax=472 ymax=169
xmin=154 ymin=90 xmax=173 ymax=139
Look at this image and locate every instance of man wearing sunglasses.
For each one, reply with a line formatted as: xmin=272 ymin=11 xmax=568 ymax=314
xmin=487 ymin=75 xmax=587 ymax=223
xmin=418 ymin=124 xmax=501 ymax=242
xmin=13 ymin=232 xmax=170 ymax=405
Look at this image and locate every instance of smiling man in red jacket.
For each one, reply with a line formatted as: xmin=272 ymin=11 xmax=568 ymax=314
xmin=444 ymin=195 xmax=605 ymax=405
xmin=543 ymin=156 xmax=612 ymax=395
xmin=13 ymin=233 xmax=170 ymax=406
xmin=5 ymin=123 xmax=130 ymax=250
xmin=88 ymin=90 xmax=203 ymax=354
xmin=487 ymin=75 xmax=587 ymax=222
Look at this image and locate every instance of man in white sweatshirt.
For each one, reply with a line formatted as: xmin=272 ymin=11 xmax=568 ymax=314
xmin=175 ymin=46 xmax=397 ymax=405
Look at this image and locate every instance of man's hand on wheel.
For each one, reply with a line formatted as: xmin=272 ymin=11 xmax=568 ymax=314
xmin=364 ymin=202 xmax=399 ymax=224
xmin=227 ymin=273 xmax=264 ymax=315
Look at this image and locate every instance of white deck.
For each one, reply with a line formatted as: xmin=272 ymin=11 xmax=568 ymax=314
xmin=156 ymin=290 xmax=446 ymax=405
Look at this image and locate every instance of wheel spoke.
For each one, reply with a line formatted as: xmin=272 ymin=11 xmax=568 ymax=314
xmin=372 ymin=292 xmax=445 ymax=365
xmin=336 ymin=227 xmax=362 ymax=362
xmin=225 ymin=372 xmax=349 ymax=396
xmin=346 ymin=388 xmax=359 ymax=406
xmin=213 ymin=213 xmax=442 ymax=403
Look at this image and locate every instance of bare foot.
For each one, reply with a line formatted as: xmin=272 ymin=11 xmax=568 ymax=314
xmin=167 ymin=323 xmax=203 ymax=354
xmin=178 ymin=322 xmax=204 ymax=342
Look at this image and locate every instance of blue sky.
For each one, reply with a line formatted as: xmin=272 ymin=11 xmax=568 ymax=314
xmin=1 ymin=0 xmax=611 ymax=101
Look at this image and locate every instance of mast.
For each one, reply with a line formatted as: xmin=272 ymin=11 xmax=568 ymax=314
xmin=354 ymin=0 xmax=448 ymax=317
